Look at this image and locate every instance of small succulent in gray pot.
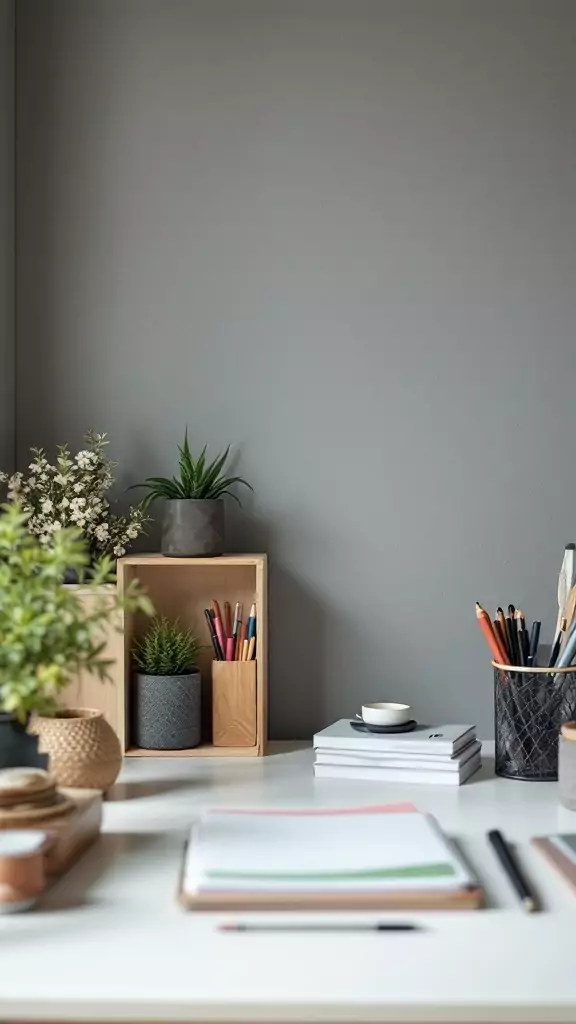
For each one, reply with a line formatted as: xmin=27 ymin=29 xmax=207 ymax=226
xmin=131 ymin=431 xmax=253 ymax=557
xmin=132 ymin=617 xmax=204 ymax=750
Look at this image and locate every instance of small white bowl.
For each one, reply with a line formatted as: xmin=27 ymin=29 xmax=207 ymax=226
xmin=361 ymin=702 xmax=412 ymax=726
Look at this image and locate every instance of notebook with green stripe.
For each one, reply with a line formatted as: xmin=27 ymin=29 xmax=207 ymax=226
xmin=179 ymin=806 xmax=483 ymax=910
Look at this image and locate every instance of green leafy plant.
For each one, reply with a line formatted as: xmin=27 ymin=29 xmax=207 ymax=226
xmin=0 ymin=503 xmax=154 ymax=723
xmin=132 ymin=616 xmax=203 ymax=675
xmin=132 ymin=430 xmax=253 ymax=509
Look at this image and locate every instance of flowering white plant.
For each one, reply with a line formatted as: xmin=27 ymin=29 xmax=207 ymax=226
xmin=0 ymin=431 xmax=148 ymax=560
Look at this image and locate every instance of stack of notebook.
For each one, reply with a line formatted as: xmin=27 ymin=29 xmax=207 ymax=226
xmin=313 ymin=721 xmax=482 ymax=786
xmin=179 ymin=804 xmax=483 ymax=910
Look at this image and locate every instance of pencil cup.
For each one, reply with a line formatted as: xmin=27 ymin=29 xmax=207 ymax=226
xmin=212 ymin=661 xmax=257 ymax=747
xmin=493 ymin=663 xmax=576 ymax=781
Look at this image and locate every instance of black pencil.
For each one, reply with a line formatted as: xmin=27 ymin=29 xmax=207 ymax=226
xmin=528 ymin=620 xmax=541 ymax=666
xmin=548 ymin=619 xmax=566 ymax=668
xmin=204 ymin=607 xmax=224 ymax=660
xmin=487 ymin=830 xmax=537 ymax=913
xmin=505 ymin=615 xmax=520 ymax=666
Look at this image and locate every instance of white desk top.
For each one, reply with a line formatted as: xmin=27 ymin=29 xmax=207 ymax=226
xmin=1 ymin=744 xmax=576 ymax=1023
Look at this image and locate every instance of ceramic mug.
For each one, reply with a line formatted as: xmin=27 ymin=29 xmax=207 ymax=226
xmin=0 ymin=830 xmax=47 ymax=914
xmin=361 ymin=702 xmax=412 ymax=726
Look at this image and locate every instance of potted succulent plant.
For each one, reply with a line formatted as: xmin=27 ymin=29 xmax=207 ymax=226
xmin=132 ymin=617 xmax=203 ymax=750
xmin=132 ymin=430 xmax=252 ymax=557
xmin=0 ymin=502 xmax=153 ymax=781
xmin=0 ymin=431 xmax=149 ymax=578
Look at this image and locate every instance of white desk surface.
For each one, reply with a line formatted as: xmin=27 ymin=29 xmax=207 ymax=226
xmin=1 ymin=743 xmax=576 ymax=1023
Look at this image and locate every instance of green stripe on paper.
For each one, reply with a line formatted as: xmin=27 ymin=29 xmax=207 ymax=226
xmin=207 ymin=862 xmax=457 ymax=882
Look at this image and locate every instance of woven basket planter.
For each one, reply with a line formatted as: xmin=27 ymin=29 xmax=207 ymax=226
xmin=28 ymin=708 xmax=122 ymax=791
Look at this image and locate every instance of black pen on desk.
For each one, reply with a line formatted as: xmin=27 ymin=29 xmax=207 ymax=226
xmin=204 ymin=608 xmax=224 ymax=660
xmin=219 ymin=921 xmax=419 ymax=934
xmin=488 ymin=830 xmax=538 ymax=913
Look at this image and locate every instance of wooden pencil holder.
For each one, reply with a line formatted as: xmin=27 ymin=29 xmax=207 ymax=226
xmin=212 ymin=661 xmax=257 ymax=747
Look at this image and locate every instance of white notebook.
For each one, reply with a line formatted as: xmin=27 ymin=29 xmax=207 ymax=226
xmin=314 ymin=754 xmax=482 ymax=786
xmin=183 ymin=808 xmax=476 ymax=896
xmin=314 ymin=720 xmax=476 ymax=756
xmin=314 ymin=740 xmax=482 ymax=772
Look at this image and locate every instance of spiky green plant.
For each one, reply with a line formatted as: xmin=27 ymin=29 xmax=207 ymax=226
xmin=132 ymin=616 xmax=203 ymax=676
xmin=132 ymin=430 xmax=253 ymax=509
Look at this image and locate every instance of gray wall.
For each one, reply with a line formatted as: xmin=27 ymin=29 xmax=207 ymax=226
xmin=0 ymin=0 xmax=13 ymax=473
xmin=16 ymin=0 xmax=576 ymax=738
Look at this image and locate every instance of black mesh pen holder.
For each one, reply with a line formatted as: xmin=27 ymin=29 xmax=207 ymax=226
xmin=494 ymin=663 xmax=576 ymax=780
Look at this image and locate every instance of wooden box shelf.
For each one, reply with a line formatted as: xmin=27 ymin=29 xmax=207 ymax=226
xmin=117 ymin=554 xmax=267 ymax=757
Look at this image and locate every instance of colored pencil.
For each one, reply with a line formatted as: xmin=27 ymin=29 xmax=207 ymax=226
xmin=242 ymin=638 xmax=249 ymax=661
xmin=246 ymin=603 xmax=256 ymax=641
xmin=475 ymin=603 xmax=509 ymax=664
xmin=225 ymin=637 xmax=235 ymax=661
xmin=224 ymin=601 xmax=232 ymax=640
xmin=204 ymin=608 xmax=223 ymax=660
xmin=493 ymin=619 xmax=507 ymax=657
xmin=236 ymin=621 xmax=247 ymax=660
xmin=496 ymin=608 xmax=510 ymax=659
xmin=211 ymin=600 xmax=226 ymax=658
xmin=247 ymin=636 xmax=256 ymax=661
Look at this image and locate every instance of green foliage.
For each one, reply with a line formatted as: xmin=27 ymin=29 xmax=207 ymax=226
xmin=0 ymin=503 xmax=154 ymax=724
xmin=132 ymin=430 xmax=253 ymax=509
xmin=132 ymin=616 xmax=203 ymax=676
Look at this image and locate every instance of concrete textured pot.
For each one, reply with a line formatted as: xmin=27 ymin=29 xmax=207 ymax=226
xmin=132 ymin=672 xmax=201 ymax=750
xmin=161 ymin=499 xmax=225 ymax=557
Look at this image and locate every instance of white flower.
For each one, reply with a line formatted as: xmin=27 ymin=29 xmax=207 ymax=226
xmin=113 ymin=545 xmax=125 ymax=557
xmin=41 ymin=499 xmax=53 ymax=513
xmin=95 ymin=523 xmax=110 ymax=542
xmin=126 ymin=526 xmax=139 ymax=540
xmin=28 ymin=462 xmax=42 ymax=473
xmin=39 ymin=534 xmax=51 ymax=545
xmin=71 ymin=496 xmax=86 ymax=507
xmin=73 ymin=482 xmax=84 ymax=493
xmin=60 ymin=497 xmax=70 ymax=509
xmin=28 ymin=476 xmax=36 ymax=487
xmin=52 ymin=521 xmax=62 ymax=531
xmin=55 ymin=474 xmax=68 ymax=486
xmin=75 ymin=451 xmax=93 ymax=469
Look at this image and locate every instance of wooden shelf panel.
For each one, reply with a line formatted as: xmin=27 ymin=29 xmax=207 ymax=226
xmin=125 ymin=744 xmax=260 ymax=758
xmin=117 ymin=554 xmax=268 ymax=758
xmin=121 ymin=553 xmax=266 ymax=568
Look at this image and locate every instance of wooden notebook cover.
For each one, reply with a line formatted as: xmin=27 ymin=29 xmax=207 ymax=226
xmin=177 ymin=844 xmax=484 ymax=912
xmin=532 ymin=836 xmax=576 ymax=897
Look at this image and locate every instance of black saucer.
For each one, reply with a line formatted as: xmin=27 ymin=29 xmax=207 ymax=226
xmin=350 ymin=719 xmax=418 ymax=735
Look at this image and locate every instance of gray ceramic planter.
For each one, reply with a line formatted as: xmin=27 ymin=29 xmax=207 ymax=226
xmin=161 ymin=499 xmax=225 ymax=557
xmin=132 ymin=672 xmax=201 ymax=750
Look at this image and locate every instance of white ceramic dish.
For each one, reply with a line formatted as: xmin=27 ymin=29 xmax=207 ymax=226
xmin=360 ymin=702 xmax=412 ymax=726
